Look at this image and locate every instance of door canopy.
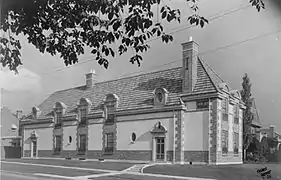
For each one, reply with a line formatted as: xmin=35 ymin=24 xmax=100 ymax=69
xmin=30 ymin=131 xmax=38 ymax=141
xmin=150 ymin=121 xmax=167 ymax=134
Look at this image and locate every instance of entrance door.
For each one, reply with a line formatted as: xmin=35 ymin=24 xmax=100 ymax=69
xmin=32 ymin=140 xmax=37 ymax=157
xmin=156 ymin=137 xmax=165 ymax=160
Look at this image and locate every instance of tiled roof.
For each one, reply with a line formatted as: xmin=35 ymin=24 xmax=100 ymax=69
xmin=250 ymin=98 xmax=262 ymax=128
xmin=34 ymin=58 xmax=228 ymax=119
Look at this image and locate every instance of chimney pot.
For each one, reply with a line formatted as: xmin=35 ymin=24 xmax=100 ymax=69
xmin=86 ymin=69 xmax=97 ymax=89
xmin=16 ymin=110 xmax=23 ymax=120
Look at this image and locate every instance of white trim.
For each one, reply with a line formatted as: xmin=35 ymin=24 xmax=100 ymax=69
xmin=34 ymin=173 xmax=74 ymax=179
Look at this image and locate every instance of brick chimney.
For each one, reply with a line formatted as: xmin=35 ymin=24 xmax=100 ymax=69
xmin=16 ymin=110 xmax=23 ymax=120
xmin=269 ymin=125 xmax=275 ymax=138
xmin=85 ymin=69 xmax=97 ymax=89
xmin=181 ymin=36 xmax=199 ymax=93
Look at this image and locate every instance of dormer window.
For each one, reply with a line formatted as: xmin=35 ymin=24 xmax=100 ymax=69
xmin=157 ymin=92 xmax=163 ymax=103
xmin=80 ymin=108 xmax=87 ymax=126
xmin=55 ymin=111 xmax=62 ymax=128
xmin=32 ymin=107 xmax=41 ymax=119
xmin=53 ymin=102 xmax=67 ymax=129
xmin=77 ymin=98 xmax=91 ymax=126
xmin=153 ymin=88 xmax=168 ymax=106
xmin=104 ymin=94 xmax=118 ymax=125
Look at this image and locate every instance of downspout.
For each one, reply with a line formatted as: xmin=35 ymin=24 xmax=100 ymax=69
xmin=173 ymin=109 xmax=176 ymax=163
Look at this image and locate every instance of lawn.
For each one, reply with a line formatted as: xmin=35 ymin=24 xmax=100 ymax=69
xmin=143 ymin=163 xmax=281 ymax=180
xmin=2 ymin=158 xmax=137 ymax=171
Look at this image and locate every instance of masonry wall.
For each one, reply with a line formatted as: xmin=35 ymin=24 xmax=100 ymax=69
xmin=63 ymin=126 xmax=77 ymax=150
xmin=216 ymin=99 xmax=243 ymax=165
xmin=115 ymin=111 xmax=175 ymax=161
xmin=184 ymin=110 xmax=209 ymax=162
xmin=88 ymin=123 xmax=103 ymax=150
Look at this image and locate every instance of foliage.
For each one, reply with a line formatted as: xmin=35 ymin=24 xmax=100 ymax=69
xmin=259 ymin=136 xmax=270 ymax=162
xmin=267 ymin=137 xmax=278 ymax=149
xmin=248 ymin=136 xmax=260 ymax=153
xmin=240 ymin=73 xmax=254 ymax=159
xmin=0 ymin=0 xmax=265 ymax=73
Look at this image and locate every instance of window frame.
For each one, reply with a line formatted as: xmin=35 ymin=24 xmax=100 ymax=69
xmin=78 ymin=134 xmax=87 ymax=154
xmin=55 ymin=111 xmax=62 ymax=128
xmin=222 ymin=98 xmax=229 ymax=121
xmin=104 ymin=133 xmax=114 ymax=154
xmin=234 ymin=104 xmax=239 ymax=124
xmin=233 ymin=132 xmax=239 ymax=155
xmin=221 ymin=130 xmax=228 ymax=155
xmin=79 ymin=108 xmax=87 ymax=126
xmin=54 ymin=135 xmax=62 ymax=152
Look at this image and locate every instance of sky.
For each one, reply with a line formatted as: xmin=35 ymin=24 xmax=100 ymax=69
xmin=1 ymin=0 xmax=281 ymax=132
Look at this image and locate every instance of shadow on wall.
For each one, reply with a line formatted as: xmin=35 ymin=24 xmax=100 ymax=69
xmin=135 ymin=131 xmax=152 ymax=142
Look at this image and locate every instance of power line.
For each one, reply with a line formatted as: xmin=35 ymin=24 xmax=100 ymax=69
xmin=116 ymin=28 xmax=281 ymax=79
xmin=39 ymin=2 xmax=251 ymax=76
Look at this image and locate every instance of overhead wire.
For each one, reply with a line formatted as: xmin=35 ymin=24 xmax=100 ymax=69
xmin=38 ymin=2 xmax=252 ymax=76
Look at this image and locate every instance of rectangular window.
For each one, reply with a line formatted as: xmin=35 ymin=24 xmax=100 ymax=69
xmin=196 ymin=99 xmax=209 ymax=109
xmin=221 ymin=130 xmax=228 ymax=154
xmin=222 ymin=98 xmax=228 ymax=121
xmin=233 ymin=132 xmax=239 ymax=154
xmin=80 ymin=109 xmax=87 ymax=125
xmin=104 ymin=133 xmax=114 ymax=153
xmin=234 ymin=105 xmax=239 ymax=124
xmin=78 ymin=134 xmax=87 ymax=153
xmin=55 ymin=135 xmax=62 ymax=152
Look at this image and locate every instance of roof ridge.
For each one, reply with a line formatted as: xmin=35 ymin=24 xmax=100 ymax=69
xmin=199 ymin=57 xmax=225 ymax=83
xmin=197 ymin=57 xmax=220 ymax=92
xmin=95 ymin=66 xmax=182 ymax=85
xmin=50 ymin=66 xmax=182 ymax=94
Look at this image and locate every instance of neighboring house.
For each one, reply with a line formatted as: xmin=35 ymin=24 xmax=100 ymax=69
xmin=1 ymin=107 xmax=22 ymax=159
xmin=259 ymin=125 xmax=281 ymax=151
xmin=21 ymin=38 xmax=245 ymax=165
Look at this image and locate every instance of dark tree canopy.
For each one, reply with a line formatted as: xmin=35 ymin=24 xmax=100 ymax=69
xmin=0 ymin=0 xmax=265 ymax=73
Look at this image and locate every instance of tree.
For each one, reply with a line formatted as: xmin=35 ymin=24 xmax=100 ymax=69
xmin=259 ymin=136 xmax=270 ymax=162
xmin=240 ymin=73 xmax=254 ymax=161
xmin=0 ymin=0 xmax=265 ymax=73
xmin=248 ymin=136 xmax=260 ymax=153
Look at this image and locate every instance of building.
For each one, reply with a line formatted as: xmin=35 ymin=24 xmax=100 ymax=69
xmin=259 ymin=125 xmax=281 ymax=151
xmin=21 ymin=38 xmax=245 ymax=165
xmin=1 ymin=107 xmax=22 ymax=159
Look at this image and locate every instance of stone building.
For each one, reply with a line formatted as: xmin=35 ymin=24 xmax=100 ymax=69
xmin=21 ymin=38 xmax=245 ymax=165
